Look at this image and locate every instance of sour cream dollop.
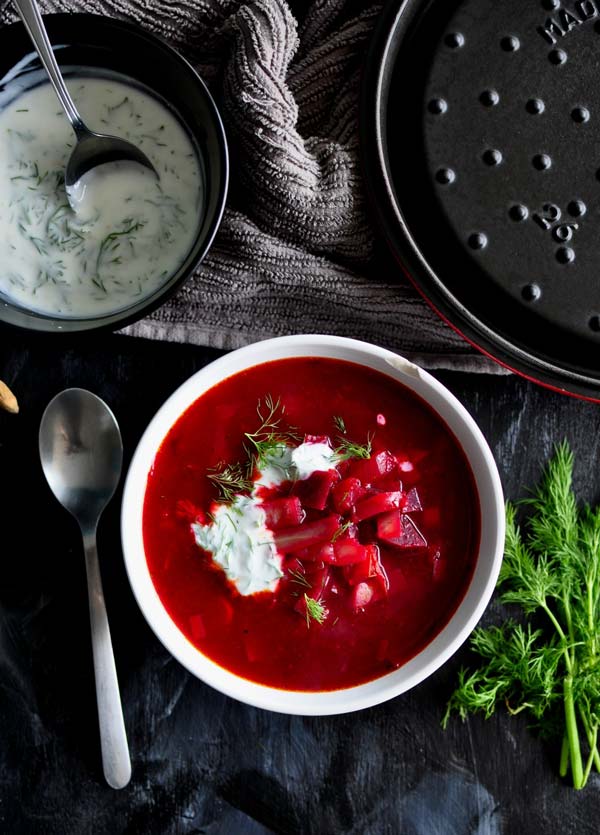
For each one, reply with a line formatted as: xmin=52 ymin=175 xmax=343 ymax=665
xmin=192 ymin=495 xmax=282 ymax=596
xmin=192 ymin=440 xmax=338 ymax=595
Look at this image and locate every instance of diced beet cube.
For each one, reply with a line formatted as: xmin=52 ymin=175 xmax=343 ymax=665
xmin=331 ymin=477 xmax=364 ymax=514
xmin=378 ymin=514 xmax=427 ymax=550
xmin=262 ymin=496 xmax=304 ymax=530
xmin=316 ymin=529 xmax=360 ymax=564
xmin=368 ymin=544 xmax=390 ymax=593
xmin=304 ymin=434 xmax=330 ymax=445
xmin=353 ymin=491 xmax=404 ymax=522
xmin=344 ymin=544 xmax=379 ymax=584
xmin=306 ymin=563 xmax=331 ymax=596
xmin=348 ymin=451 xmax=398 ymax=485
xmin=293 ymin=470 xmax=339 ymax=510
xmin=373 ymin=475 xmax=404 ymax=493
xmin=332 ymin=539 xmax=369 ymax=565
xmin=352 ymin=582 xmax=375 ymax=610
xmin=344 ymin=522 xmax=359 ymax=540
xmin=402 ymin=487 xmax=423 ymax=513
xmin=344 ymin=557 xmax=371 ymax=585
xmin=376 ymin=510 xmax=404 ymax=540
xmin=275 ymin=515 xmax=341 ymax=553
xmin=301 ymin=542 xmax=335 ymax=562
xmin=344 ymin=544 xmax=389 ymax=593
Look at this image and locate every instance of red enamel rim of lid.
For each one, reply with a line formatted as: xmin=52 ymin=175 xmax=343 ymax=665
xmin=394 ymin=250 xmax=600 ymax=405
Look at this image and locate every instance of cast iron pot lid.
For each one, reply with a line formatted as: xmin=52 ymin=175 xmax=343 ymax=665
xmin=362 ymin=0 xmax=600 ymax=400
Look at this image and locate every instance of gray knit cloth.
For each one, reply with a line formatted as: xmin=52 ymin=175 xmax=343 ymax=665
xmin=1 ymin=0 xmax=504 ymax=373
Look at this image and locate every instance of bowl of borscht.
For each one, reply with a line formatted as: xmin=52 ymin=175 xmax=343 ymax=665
xmin=121 ymin=335 xmax=504 ymax=714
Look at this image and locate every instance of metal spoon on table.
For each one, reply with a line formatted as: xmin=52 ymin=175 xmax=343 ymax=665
xmin=39 ymin=388 xmax=131 ymax=790
xmin=12 ymin=0 xmax=157 ymax=193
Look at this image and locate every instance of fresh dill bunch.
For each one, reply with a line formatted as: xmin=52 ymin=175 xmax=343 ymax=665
xmin=443 ymin=442 xmax=600 ymax=790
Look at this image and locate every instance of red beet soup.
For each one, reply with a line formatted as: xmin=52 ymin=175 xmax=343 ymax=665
xmin=143 ymin=357 xmax=480 ymax=691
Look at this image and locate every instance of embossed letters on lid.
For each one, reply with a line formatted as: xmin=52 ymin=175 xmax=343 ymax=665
xmin=537 ymin=0 xmax=599 ymax=44
xmin=578 ymin=0 xmax=598 ymax=20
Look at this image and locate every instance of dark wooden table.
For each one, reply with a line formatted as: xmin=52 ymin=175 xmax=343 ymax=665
xmin=2 ymin=330 xmax=600 ymax=835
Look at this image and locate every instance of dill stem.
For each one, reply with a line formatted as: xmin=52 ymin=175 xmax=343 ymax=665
xmin=562 ymin=591 xmax=576 ymax=651
xmin=578 ymin=708 xmax=600 ymax=773
xmin=541 ymin=601 xmax=573 ymax=674
xmin=581 ymin=724 xmax=598 ymax=788
xmin=559 ymin=733 xmax=570 ymax=778
xmin=564 ymin=675 xmax=584 ymax=789
xmin=587 ymin=577 xmax=596 ymax=657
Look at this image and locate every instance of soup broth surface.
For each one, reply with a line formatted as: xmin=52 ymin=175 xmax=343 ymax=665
xmin=143 ymin=358 xmax=481 ymax=692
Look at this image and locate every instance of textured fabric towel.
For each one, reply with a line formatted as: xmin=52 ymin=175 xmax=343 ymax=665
xmin=0 ymin=0 xmax=504 ymax=373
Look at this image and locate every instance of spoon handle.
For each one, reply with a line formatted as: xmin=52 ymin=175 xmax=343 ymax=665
xmin=82 ymin=529 xmax=131 ymax=789
xmin=12 ymin=0 xmax=87 ymax=136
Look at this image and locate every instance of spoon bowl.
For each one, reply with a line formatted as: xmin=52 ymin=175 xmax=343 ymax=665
xmin=65 ymin=130 xmax=158 ymax=191
xmin=39 ymin=388 xmax=122 ymax=527
xmin=14 ymin=0 xmax=157 ymax=192
xmin=39 ymin=387 xmax=131 ymax=789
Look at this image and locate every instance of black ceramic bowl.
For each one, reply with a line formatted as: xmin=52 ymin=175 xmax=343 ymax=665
xmin=0 ymin=13 xmax=228 ymax=334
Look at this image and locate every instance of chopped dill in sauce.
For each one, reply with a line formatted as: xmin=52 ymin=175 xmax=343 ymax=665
xmin=0 ymin=75 xmax=203 ymax=317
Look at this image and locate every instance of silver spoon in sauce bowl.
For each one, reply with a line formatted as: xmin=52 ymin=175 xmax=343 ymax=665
xmin=13 ymin=0 xmax=158 ymax=198
xmin=39 ymin=388 xmax=131 ymax=790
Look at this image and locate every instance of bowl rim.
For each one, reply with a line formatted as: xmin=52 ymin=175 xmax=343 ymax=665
xmin=121 ymin=335 xmax=505 ymax=715
xmin=0 ymin=12 xmax=229 ymax=335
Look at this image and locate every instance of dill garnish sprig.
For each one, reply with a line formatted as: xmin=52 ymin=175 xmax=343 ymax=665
xmin=207 ymin=462 xmax=253 ymax=504
xmin=304 ymin=594 xmax=328 ymax=627
xmin=332 ymin=414 xmax=372 ymax=461
xmin=244 ymin=394 xmax=300 ymax=473
xmin=443 ymin=442 xmax=600 ymax=790
xmin=288 ymin=568 xmax=312 ymax=589
xmin=333 ymin=415 xmax=347 ymax=434
xmin=206 ymin=395 xmax=298 ymax=503
xmin=331 ymin=519 xmax=353 ymax=543
xmin=335 ymin=431 xmax=373 ymax=463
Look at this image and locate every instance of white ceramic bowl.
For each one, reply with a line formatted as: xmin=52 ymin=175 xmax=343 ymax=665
xmin=121 ymin=335 xmax=505 ymax=715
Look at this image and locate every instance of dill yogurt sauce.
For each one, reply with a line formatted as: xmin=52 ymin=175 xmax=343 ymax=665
xmin=0 ymin=76 xmax=203 ymax=317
